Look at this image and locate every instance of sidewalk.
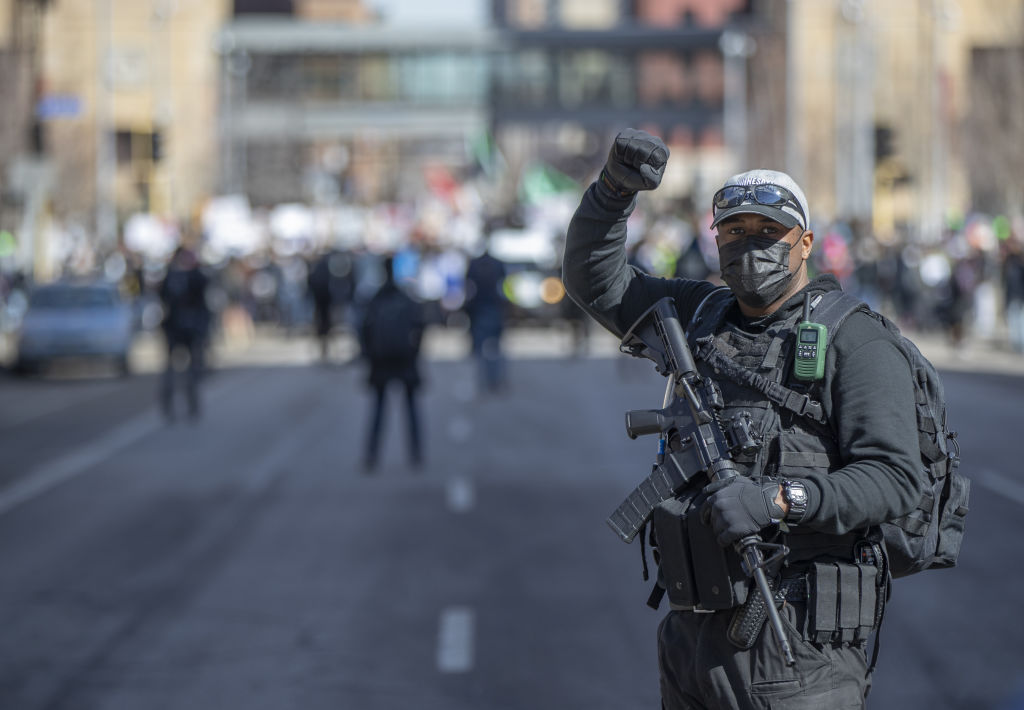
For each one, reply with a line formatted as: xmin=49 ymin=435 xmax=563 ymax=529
xmin=128 ymin=325 xmax=619 ymax=373
xmin=127 ymin=324 xmax=1024 ymax=377
xmin=894 ymin=330 xmax=1024 ymax=376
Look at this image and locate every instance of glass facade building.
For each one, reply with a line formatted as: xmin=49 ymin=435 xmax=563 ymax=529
xmin=219 ymin=0 xmax=754 ymax=205
xmin=490 ymin=0 xmax=752 ymax=145
xmin=218 ymin=19 xmax=497 ymax=204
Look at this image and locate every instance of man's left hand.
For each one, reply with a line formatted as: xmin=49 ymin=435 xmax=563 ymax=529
xmin=700 ymin=477 xmax=785 ymax=547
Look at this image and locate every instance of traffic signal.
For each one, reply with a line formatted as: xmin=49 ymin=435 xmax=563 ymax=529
xmin=874 ymin=125 xmax=894 ymax=163
xmin=151 ymin=131 xmax=164 ymax=163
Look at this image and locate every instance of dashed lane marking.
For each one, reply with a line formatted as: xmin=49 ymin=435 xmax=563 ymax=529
xmin=437 ymin=606 xmax=475 ymax=673
xmin=446 ymin=476 xmax=475 ymax=513
xmin=447 ymin=415 xmax=472 ymax=444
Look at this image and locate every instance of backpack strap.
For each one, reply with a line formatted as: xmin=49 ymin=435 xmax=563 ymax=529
xmin=686 ymin=287 xmax=868 ymax=425
xmin=803 ymin=290 xmax=870 ymax=349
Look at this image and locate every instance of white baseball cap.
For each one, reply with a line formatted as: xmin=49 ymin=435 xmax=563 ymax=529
xmin=710 ymin=169 xmax=809 ymax=231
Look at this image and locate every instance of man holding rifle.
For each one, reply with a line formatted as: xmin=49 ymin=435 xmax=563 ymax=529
xmin=563 ymin=129 xmax=924 ymax=708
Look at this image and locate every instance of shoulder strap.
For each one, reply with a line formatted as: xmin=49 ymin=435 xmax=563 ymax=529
xmin=689 ymin=288 xmax=858 ymax=426
xmin=686 ymin=286 xmax=732 ymax=338
xmin=805 ymin=290 xmax=869 ymax=348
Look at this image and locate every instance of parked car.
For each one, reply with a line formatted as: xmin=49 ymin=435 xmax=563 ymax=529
xmin=486 ymin=228 xmax=566 ymax=326
xmin=14 ymin=281 xmax=136 ymax=375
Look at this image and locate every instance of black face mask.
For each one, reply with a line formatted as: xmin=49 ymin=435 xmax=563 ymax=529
xmin=718 ymin=235 xmax=800 ymax=309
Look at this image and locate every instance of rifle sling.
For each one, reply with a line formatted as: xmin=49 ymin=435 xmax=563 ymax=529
xmin=693 ymin=336 xmax=827 ymax=425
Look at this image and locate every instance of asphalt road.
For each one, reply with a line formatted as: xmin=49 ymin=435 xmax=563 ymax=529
xmin=0 ymin=333 xmax=1021 ymax=710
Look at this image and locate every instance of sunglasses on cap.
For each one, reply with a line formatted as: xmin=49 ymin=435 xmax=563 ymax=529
xmin=712 ymin=183 xmax=806 ymax=224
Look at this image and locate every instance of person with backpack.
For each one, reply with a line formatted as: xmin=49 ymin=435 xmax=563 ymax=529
xmin=359 ymin=255 xmax=426 ymax=473
xmin=563 ymin=129 xmax=966 ymax=709
xmin=159 ymin=244 xmax=210 ymax=422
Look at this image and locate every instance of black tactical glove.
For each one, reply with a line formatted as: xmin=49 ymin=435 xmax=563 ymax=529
xmin=598 ymin=128 xmax=669 ymax=200
xmin=700 ymin=477 xmax=785 ymax=548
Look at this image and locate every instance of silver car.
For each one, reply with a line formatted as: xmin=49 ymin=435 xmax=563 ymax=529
xmin=14 ymin=281 xmax=136 ymax=375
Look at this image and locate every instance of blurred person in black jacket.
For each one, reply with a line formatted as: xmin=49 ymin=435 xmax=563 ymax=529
xmin=359 ymin=256 xmax=425 ymax=472
xmin=1003 ymin=235 xmax=1024 ymax=353
xmin=308 ymin=250 xmax=336 ymax=361
xmin=159 ymin=244 xmax=210 ymax=421
xmin=464 ymin=239 xmax=508 ymax=393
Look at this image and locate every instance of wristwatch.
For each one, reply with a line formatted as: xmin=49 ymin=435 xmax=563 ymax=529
xmin=781 ymin=480 xmax=809 ymax=524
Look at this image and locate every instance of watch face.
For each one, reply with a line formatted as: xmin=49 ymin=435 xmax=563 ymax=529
xmin=786 ymin=482 xmax=807 ymax=506
xmin=783 ymin=481 xmax=808 ymax=523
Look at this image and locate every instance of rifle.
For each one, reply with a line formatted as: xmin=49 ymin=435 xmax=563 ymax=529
xmin=607 ymin=296 xmax=796 ymax=666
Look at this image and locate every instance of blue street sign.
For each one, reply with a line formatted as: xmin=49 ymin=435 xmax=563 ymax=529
xmin=36 ymin=95 xmax=82 ymax=119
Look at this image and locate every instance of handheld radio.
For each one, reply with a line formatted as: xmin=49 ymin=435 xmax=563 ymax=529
xmin=793 ymin=293 xmax=826 ymax=381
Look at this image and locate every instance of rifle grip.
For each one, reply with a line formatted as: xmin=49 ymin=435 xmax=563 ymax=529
xmin=626 ymin=409 xmax=665 ymax=439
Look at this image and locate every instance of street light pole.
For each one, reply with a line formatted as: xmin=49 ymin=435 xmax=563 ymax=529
xmin=720 ymin=30 xmax=755 ymax=175
xmin=95 ymin=0 xmax=117 ymax=249
xmin=926 ymin=0 xmax=956 ymax=243
xmin=785 ymin=0 xmax=802 ymax=184
xmin=215 ymin=28 xmax=250 ymax=197
xmin=835 ymin=0 xmax=874 ymax=227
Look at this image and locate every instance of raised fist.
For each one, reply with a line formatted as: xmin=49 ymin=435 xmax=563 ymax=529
xmin=600 ymin=128 xmax=669 ymax=197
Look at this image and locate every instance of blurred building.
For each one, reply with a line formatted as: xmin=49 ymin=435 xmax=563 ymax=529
xmin=778 ymin=0 xmax=1024 ymax=242
xmin=488 ymin=0 xmax=1024 ymax=241
xmin=0 ymin=0 xmax=50 ymax=275
xmin=489 ymin=0 xmax=756 ymax=210
xmin=218 ymin=0 xmax=764 ymax=211
xmin=219 ymin=0 xmax=495 ymax=206
xmin=38 ymin=0 xmax=230 ymax=243
xmin=3 ymin=0 xmax=1024 ymax=280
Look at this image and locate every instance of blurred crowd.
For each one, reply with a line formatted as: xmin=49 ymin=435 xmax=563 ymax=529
xmin=623 ymin=207 xmax=1024 ymax=354
xmin=0 ymin=235 xmax=497 ymax=349
xmin=3 ymin=202 xmax=1024 ymax=365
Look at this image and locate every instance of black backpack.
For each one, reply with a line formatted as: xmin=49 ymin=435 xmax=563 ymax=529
xmin=691 ymin=288 xmax=969 ymax=578
xmin=811 ymin=291 xmax=969 ymax=577
xmin=161 ymin=267 xmax=207 ymax=333
xmin=364 ymin=288 xmax=421 ymax=360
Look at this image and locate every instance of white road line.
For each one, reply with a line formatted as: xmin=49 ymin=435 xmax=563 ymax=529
xmin=1 ymin=387 xmax=110 ymax=429
xmin=446 ymin=476 xmax=475 ymax=513
xmin=452 ymin=379 xmax=475 ymax=403
xmin=974 ymin=469 xmax=1024 ymax=506
xmin=437 ymin=606 xmax=475 ymax=673
xmin=0 ymin=410 xmax=163 ymax=517
xmin=0 ymin=372 xmax=248 ymax=518
xmin=447 ymin=416 xmax=472 ymax=444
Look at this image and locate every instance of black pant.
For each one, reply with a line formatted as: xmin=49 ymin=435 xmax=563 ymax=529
xmin=312 ymin=297 xmax=332 ymax=358
xmin=364 ymin=380 xmax=422 ymax=467
xmin=658 ymin=603 xmax=870 ymax=709
xmin=160 ymin=332 xmax=204 ymax=419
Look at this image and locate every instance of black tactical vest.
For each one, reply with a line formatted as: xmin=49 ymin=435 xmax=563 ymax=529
xmin=687 ymin=289 xmax=862 ymax=564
